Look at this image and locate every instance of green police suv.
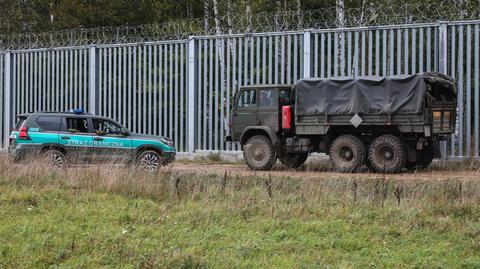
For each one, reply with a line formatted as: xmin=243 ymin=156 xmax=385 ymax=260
xmin=9 ymin=110 xmax=176 ymax=170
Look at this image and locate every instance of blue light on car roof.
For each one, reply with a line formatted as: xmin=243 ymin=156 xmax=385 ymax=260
xmin=70 ymin=108 xmax=84 ymax=114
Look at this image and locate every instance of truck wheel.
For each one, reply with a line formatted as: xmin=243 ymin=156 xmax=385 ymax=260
xmin=42 ymin=149 xmax=66 ymax=169
xmin=280 ymin=153 xmax=308 ymax=169
xmin=329 ymin=135 xmax=366 ymax=173
xmin=406 ymin=145 xmax=434 ymax=170
xmin=243 ymin=135 xmax=277 ymax=171
xmin=368 ymin=135 xmax=406 ymax=173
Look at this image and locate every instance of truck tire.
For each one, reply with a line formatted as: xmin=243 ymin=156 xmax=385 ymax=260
xmin=368 ymin=135 xmax=406 ymax=173
xmin=405 ymin=145 xmax=434 ymax=170
xmin=329 ymin=135 xmax=366 ymax=173
xmin=243 ymin=135 xmax=277 ymax=171
xmin=280 ymin=153 xmax=308 ymax=169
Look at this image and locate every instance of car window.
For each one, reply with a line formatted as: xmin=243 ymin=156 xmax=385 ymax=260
xmin=92 ymin=119 xmax=123 ymax=135
xmin=65 ymin=118 xmax=89 ymax=133
xmin=258 ymin=89 xmax=275 ymax=107
xmin=36 ymin=116 xmax=62 ymax=131
xmin=238 ymin=90 xmax=256 ymax=108
xmin=14 ymin=117 xmax=27 ymax=130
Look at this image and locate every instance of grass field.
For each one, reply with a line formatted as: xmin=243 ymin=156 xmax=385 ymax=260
xmin=1 ymin=159 xmax=480 ymax=268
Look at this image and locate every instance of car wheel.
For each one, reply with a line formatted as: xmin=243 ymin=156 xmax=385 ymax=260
xmin=280 ymin=153 xmax=308 ymax=169
xmin=368 ymin=135 xmax=406 ymax=173
xmin=137 ymin=150 xmax=163 ymax=171
xmin=42 ymin=149 xmax=66 ymax=169
xmin=329 ymin=135 xmax=366 ymax=173
xmin=243 ymin=135 xmax=277 ymax=171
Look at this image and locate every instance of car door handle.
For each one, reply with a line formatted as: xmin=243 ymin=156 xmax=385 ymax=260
xmin=94 ymin=137 xmax=103 ymax=141
xmin=61 ymin=136 xmax=70 ymax=140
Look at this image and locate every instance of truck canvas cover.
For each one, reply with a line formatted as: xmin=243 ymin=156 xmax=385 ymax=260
xmin=295 ymin=72 xmax=455 ymax=116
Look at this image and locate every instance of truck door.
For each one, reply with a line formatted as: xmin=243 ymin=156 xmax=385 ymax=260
xmin=257 ymin=89 xmax=279 ymax=132
xmin=232 ymin=89 xmax=257 ymax=140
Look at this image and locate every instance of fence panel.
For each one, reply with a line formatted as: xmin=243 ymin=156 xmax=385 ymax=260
xmin=11 ymin=48 xmax=90 ymax=117
xmin=195 ymin=32 xmax=304 ymax=151
xmin=447 ymin=22 xmax=480 ymax=158
xmin=311 ymin=24 xmax=439 ymax=79
xmin=97 ymin=41 xmax=188 ymax=152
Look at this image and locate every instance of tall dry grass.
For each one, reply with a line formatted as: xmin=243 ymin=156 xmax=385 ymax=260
xmin=1 ymin=155 xmax=480 ymax=216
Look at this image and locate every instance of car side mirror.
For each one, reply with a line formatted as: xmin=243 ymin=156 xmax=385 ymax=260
xmin=120 ymin=128 xmax=130 ymax=136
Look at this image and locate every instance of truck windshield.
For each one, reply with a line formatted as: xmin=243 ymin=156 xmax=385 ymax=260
xmin=238 ymin=90 xmax=256 ymax=108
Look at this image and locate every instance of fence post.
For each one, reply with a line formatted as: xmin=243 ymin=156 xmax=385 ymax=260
xmin=187 ymin=37 xmax=198 ymax=153
xmin=438 ymin=22 xmax=448 ymax=159
xmin=3 ymin=52 xmax=12 ymax=149
xmin=88 ymin=46 xmax=99 ymax=115
xmin=303 ymin=30 xmax=312 ymax=78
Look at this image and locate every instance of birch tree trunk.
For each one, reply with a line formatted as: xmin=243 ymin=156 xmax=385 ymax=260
xmin=212 ymin=0 xmax=222 ymax=35
xmin=203 ymin=0 xmax=210 ymax=33
xmin=275 ymin=0 xmax=283 ymax=31
xmin=296 ymin=0 xmax=303 ymax=29
xmin=227 ymin=0 xmax=233 ymax=35
xmin=336 ymin=0 xmax=345 ymax=28
xmin=245 ymin=0 xmax=252 ymax=32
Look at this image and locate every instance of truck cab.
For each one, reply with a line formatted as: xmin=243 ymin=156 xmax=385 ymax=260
xmin=229 ymin=85 xmax=308 ymax=170
xmin=231 ymin=85 xmax=294 ymax=142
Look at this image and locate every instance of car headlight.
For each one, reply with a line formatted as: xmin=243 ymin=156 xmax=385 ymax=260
xmin=160 ymin=137 xmax=174 ymax=147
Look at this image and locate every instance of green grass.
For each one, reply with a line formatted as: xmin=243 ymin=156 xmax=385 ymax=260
xmin=0 ymin=163 xmax=479 ymax=268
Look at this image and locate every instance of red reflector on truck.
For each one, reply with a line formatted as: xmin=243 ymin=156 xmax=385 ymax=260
xmin=282 ymin=106 xmax=292 ymax=130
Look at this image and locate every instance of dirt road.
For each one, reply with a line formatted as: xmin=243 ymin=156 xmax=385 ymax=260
xmin=171 ymin=161 xmax=480 ymax=181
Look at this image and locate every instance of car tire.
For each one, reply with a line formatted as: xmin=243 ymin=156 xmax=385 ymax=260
xmin=329 ymin=135 xmax=366 ymax=173
xmin=368 ymin=135 xmax=406 ymax=173
xmin=280 ymin=153 xmax=308 ymax=169
xmin=137 ymin=150 xmax=163 ymax=171
xmin=42 ymin=149 xmax=66 ymax=169
xmin=243 ymin=135 xmax=277 ymax=171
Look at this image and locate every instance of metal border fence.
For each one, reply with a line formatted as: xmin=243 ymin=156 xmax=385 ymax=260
xmin=1 ymin=20 xmax=480 ymax=159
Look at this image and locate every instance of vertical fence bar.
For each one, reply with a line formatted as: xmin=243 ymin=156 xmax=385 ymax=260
xmin=439 ymin=23 xmax=448 ymax=158
xmin=3 ymin=52 xmax=12 ymax=149
xmin=466 ymin=25 xmax=472 ymax=157
xmin=303 ymin=31 xmax=311 ymax=78
xmin=188 ymin=37 xmax=197 ymax=153
xmin=368 ymin=30 xmax=372 ymax=76
xmin=89 ymin=47 xmax=99 ymax=115
xmin=475 ymin=25 xmax=479 ymax=157
xmin=458 ymin=25 xmax=464 ymax=157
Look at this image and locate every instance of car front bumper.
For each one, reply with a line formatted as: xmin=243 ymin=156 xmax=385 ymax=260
xmin=162 ymin=151 xmax=176 ymax=165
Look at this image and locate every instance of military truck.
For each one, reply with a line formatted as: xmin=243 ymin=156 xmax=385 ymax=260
xmin=227 ymin=73 xmax=457 ymax=173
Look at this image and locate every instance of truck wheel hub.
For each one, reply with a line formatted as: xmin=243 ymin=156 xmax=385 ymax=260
xmin=340 ymin=147 xmax=354 ymax=161
xmin=379 ymin=146 xmax=394 ymax=160
xmin=253 ymin=147 xmax=266 ymax=161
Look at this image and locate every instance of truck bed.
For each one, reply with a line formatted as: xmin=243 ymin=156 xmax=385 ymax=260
xmin=295 ymin=114 xmax=427 ymax=135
